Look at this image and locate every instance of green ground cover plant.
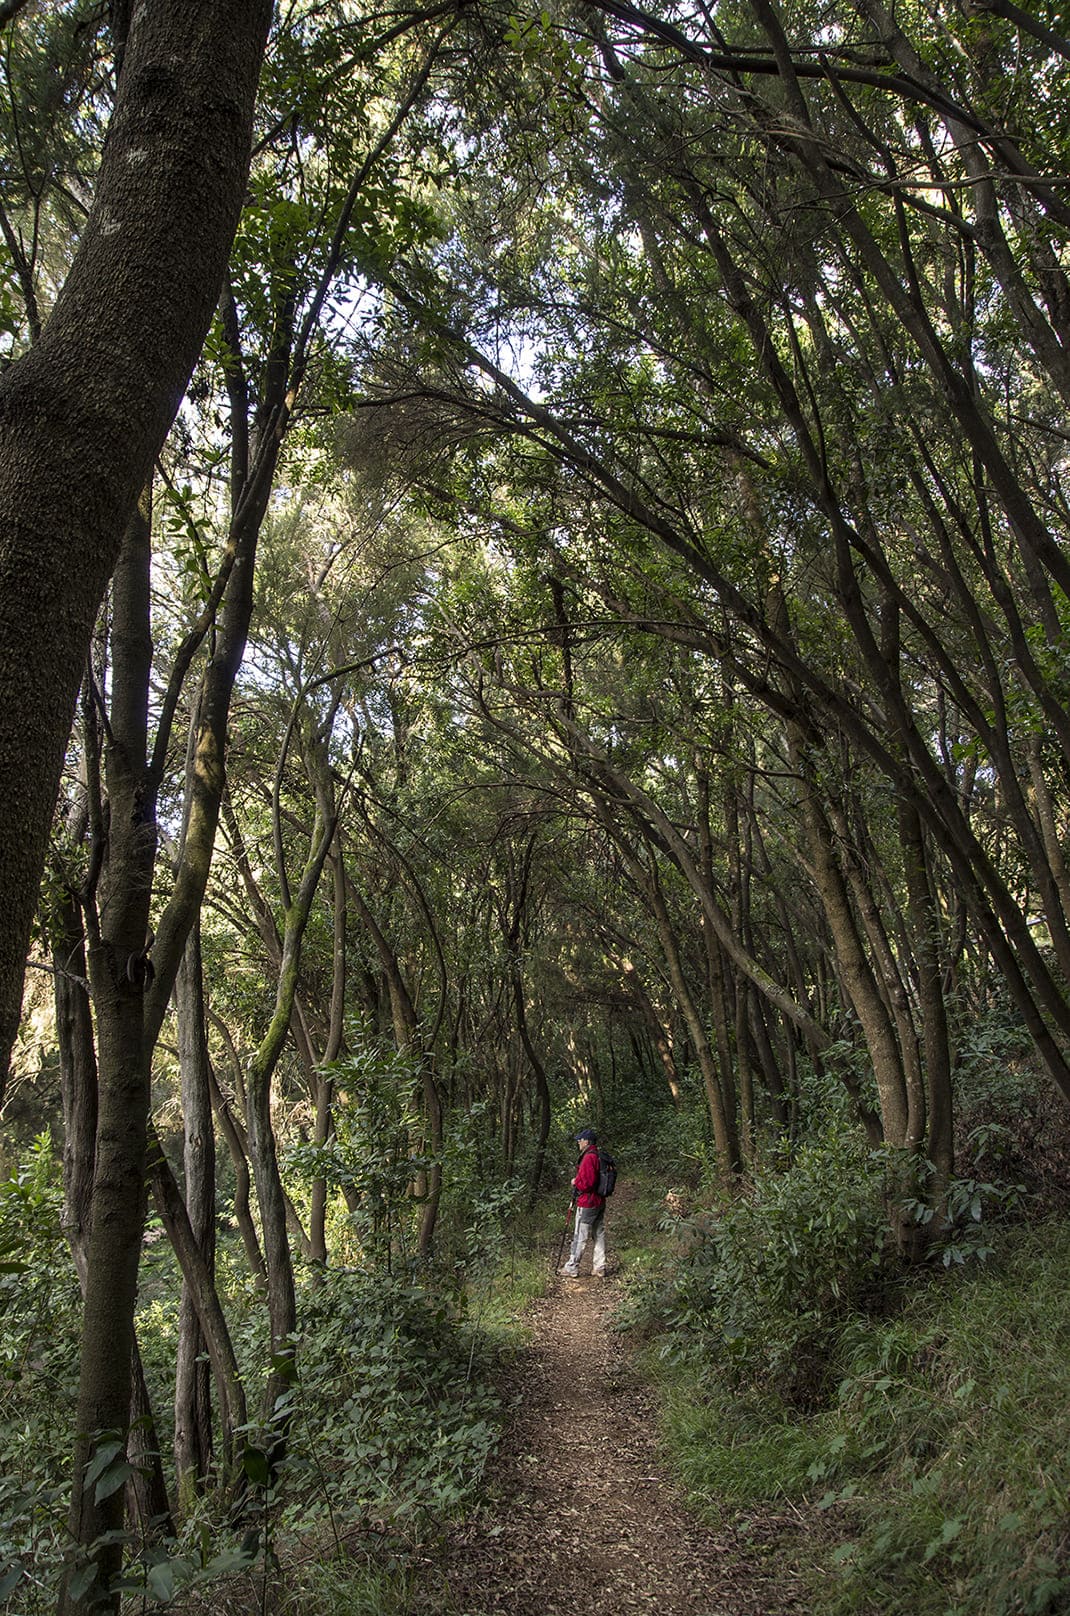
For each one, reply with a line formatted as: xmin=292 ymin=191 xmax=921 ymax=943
xmin=634 ymin=1131 xmax=1070 ymax=1616
xmin=0 ymin=1133 xmax=80 ymax=1607
xmin=0 ymin=1126 xmax=534 ymax=1614
xmin=817 ymin=1220 xmax=1070 ymax=1616
xmin=622 ymin=1119 xmax=892 ymax=1402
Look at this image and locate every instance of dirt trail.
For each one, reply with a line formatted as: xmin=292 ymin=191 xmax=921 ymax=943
xmin=414 ymin=1213 xmax=812 ymax=1616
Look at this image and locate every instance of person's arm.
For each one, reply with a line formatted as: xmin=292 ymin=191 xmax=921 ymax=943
xmin=574 ymin=1150 xmax=598 ymax=1196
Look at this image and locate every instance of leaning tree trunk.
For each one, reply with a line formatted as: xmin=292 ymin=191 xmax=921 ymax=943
xmin=146 ymin=1129 xmax=248 ymax=1469
xmin=246 ymin=765 xmax=337 ymax=1446
xmin=0 ymin=0 xmax=273 ymax=1096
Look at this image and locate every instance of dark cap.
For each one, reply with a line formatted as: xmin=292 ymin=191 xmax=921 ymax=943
xmin=575 ymin=1128 xmax=597 ymax=1142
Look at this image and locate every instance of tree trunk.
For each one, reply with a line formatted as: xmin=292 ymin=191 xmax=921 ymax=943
xmin=52 ymin=857 xmax=174 ymax=1548
xmin=53 ymin=883 xmax=96 ymax=1280
xmin=0 ymin=0 xmax=273 ymax=1094
xmin=309 ymin=844 xmax=347 ymax=1263
xmin=514 ymin=958 xmax=552 ymax=1210
xmin=174 ymin=924 xmax=216 ymax=1506
xmin=146 ymin=1129 xmax=247 ymax=1468
xmin=246 ymin=767 xmax=337 ymax=1436
xmin=344 ymin=867 xmax=444 ymax=1255
xmin=126 ymin=1345 xmax=175 ymax=1542
xmin=899 ymin=798 xmax=955 ymax=1206
xmin=788 ymin=731 xmax=909 ymax=1146
xmin=207 ymin=1054 xmax=268 ymax=1287
xmin=61 ymin=498 xmax=158 ymax=1616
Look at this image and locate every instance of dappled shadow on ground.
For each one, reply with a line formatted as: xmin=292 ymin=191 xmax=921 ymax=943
xmin=409 ymin=1257 xmax=816 ymax=1616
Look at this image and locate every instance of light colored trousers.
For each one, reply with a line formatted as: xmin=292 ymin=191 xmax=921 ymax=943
xmin=562 ymin=1205 xmax=606 ymax=1275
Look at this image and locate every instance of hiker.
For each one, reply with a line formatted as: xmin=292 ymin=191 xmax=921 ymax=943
xmin=561 ymin=1127 xmax=607 ymax=1277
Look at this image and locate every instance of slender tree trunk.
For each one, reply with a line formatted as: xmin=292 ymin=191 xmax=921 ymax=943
xmin=62 ymin=498 xmax=158 ymax=1616
xmin=127 ymin=1348 xmax=174 ymax=1542
xmin=828 ymin=795 xmax=926 ymax=1150
xmin=246 ymin=769 xmax=336 ymax=1434
xmin=642 ymin=862 xmax=739 ymax=1173
xmin=899 ymin=798 xmax=955 ymax=1205
xmin=621 ymin=960 xmax=682 ymax=1106
xmin=735 ymin=980 xmax=755 ymax=1159
xmin=309 ymin=844 xmax=347 ymax=1263
xmin=513 ymin=958 xmax=552 ymax=1210
xmin=53 ymin=884 xmax=96 ymax=1278
xmin=747 ymin=991 xmax=789 ymax=1128
xmin=344 ymin=868 xmax=444 ymax=1255
xmin=53 ymin=856 xmax=174 ymax=1546
xmin=146 ymin=1129 xmax=247 ymax=1466
xmin=207 ymin=1053 xmax=267 ymax=1287
xmin=788 ymin=731 xmax=908 ymax=1145
xmin=173 ymin=924 xmax=216 ymax=1506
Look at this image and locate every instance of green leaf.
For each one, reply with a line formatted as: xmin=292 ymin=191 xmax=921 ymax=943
xmin=270 ymin=1350 xmax=298 ymax=1383
xmin=67 ymin=1562 xmax=99 ymax=1600
xmin=83 ymin=1440 xmax=124 ymax=1490
xmin=204 ymin=1547 xmax=258 ymax=1576
xmin=923 ymin=1518 xmax=963 ymax=1561
xmin=94 ymin=1459 xmax=135 ymax=1503
xmin=146 ymin=1561 xmax=176 ymax=1601
xmin=242 ymin=1446 xmax=271 ymax=1487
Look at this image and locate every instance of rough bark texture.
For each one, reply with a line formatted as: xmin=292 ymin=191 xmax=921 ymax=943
xmin=0 ymin=0 xmax=273 ymax=1097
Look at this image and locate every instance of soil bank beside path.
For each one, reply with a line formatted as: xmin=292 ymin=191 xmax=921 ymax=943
xmin=412 ymin=1222 xmax=816 ymax=1616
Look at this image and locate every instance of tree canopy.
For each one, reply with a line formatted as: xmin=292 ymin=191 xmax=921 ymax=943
xmin=3 ymin=0 xmax=1070 ymax=1609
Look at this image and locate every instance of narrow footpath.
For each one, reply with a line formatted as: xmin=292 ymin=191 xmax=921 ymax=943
xmin=413 ymin=1230 xmax=814 ymax=1616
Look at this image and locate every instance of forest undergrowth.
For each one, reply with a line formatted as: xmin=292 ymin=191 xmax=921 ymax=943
xmin=5 ymin=1046 xmax=1070 ymax=1615
xmin=622 ymin=1087 xmax=1070 ymax=1616
xmin=0 ymin=1138 xmax=550 ymax=1616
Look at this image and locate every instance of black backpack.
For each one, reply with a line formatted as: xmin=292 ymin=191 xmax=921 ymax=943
xmin=593 ymin=1149 xmax=617 ymax=1199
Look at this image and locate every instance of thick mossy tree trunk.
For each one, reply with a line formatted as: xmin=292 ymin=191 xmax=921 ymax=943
xmin=0 ymin=0 xmax=273 ymax=1097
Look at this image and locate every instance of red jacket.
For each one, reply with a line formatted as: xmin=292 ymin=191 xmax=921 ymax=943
xmin=574 ymin=1147 xmax=604 ymax=1209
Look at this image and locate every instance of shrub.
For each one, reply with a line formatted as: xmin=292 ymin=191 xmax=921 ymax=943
xmin=281 ymin=1271 xmax=501 ymax=1526
xmin=626 ymin=1121 xmax=892 ymax=1405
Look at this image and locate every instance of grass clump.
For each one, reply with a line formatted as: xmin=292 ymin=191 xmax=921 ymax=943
xmin=660 ymin=1383 xmax=829 ymax=1507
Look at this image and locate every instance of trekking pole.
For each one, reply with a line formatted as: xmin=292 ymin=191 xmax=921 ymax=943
xmin=555 ymin=1199 xmax=576 ymax=1273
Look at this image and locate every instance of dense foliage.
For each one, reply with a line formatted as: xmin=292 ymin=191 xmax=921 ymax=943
xmin=2 ymin=0 xmax=1070 ymax=1609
